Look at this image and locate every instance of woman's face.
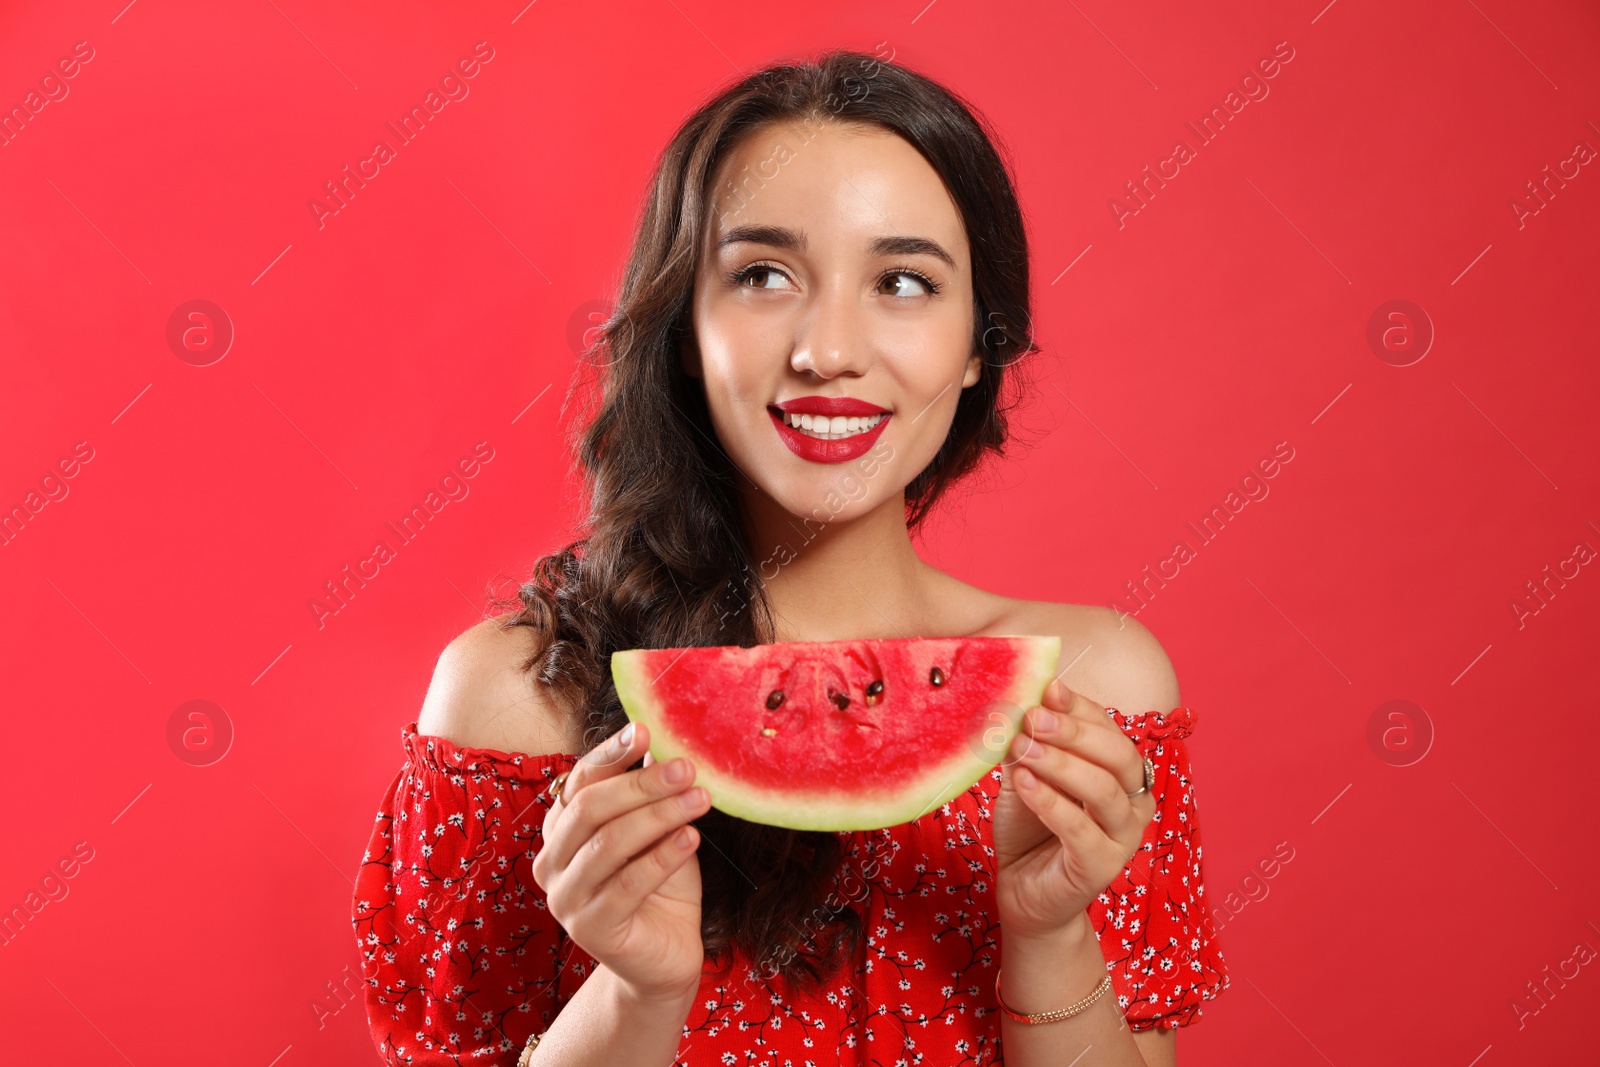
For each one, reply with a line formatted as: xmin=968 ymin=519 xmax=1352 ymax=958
xmin=684 ymin=120 xmax=982 ymax=525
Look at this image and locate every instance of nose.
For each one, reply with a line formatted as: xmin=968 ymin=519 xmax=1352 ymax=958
xmin=790 ymin=282 xmax=872 ymax=379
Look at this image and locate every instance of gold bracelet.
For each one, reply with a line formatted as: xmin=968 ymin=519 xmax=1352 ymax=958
xmin=517 ymin=1028 xmax=547 ymax=1066
xmin=995 ymin=967 xmax=1112 ymax=1024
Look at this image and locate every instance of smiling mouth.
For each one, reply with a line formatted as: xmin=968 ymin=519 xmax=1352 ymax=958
xmin=771 ymin=409 xmax=890 ymax=440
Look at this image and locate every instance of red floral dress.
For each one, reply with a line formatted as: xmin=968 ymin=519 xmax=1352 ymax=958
xmin=352 ymin=707 xmax=1228 ymax=1065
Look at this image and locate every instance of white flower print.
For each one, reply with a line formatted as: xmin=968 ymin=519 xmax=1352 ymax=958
xmin=352 ymin=713 xmax=1227 ymax=1063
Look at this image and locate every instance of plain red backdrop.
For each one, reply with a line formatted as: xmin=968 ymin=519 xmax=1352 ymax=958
xmin=2 ymin=1 xmax=1597 ymax=1064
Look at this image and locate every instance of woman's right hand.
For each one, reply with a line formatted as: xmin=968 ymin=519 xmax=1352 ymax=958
xmin=531 ymin=720 xmax=709 ymax=1004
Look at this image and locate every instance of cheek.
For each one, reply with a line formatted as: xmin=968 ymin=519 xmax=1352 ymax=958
xmin=874 ymin=352 xmax=971 ymax=469
xmin=882 ymin=336 xmax=971 ymax=416
xmin=693 ymin=355 xmax=777 ymax=460
xmin=698 ymin=309 xmax=776 ymax=388
xmin=882 ymin=300 xmax=971 ymax=370
xmin=700 ymin=356 xmax=768 ymax=415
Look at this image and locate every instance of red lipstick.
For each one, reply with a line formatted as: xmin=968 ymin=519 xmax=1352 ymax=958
xmin=768 ymin=399 xmax=891 ymax=464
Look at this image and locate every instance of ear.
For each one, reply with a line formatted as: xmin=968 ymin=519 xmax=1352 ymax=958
xmin=961 ymin=351 xmax=982 ymax=389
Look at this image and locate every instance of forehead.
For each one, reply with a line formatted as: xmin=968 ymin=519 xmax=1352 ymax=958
xmin=705 ymin=121 xmax=968 ymax=264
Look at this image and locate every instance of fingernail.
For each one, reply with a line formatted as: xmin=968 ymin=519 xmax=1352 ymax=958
xmin=618 ymin=722 xmax=635 ymax=748
xmin=663 ymin=758 xmax=689 ymax=784
xmin=1036 ymin=709 xmax=1059 ymax=732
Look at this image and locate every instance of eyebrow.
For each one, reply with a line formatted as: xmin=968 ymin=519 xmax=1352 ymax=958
xmin=715 ymin=224 xmax=956 ymax=270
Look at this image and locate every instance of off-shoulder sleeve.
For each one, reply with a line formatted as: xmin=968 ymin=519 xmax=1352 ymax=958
xmin=1096 ymin=707 xmax=1229 ymax=1031
xmin=352 ymin=723 xmax=595 ymax=1066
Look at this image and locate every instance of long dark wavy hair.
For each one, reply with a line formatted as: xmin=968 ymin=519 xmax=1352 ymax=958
xmin=491 ymin=46 xmax=1040 ymax=997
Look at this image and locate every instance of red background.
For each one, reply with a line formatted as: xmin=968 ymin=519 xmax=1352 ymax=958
xmin=3 ymin=1 xmax=1597 ymax=1064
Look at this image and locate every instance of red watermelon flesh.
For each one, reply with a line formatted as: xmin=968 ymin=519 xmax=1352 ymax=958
xmin=610 ymin=635 xmax=1061 ymax=831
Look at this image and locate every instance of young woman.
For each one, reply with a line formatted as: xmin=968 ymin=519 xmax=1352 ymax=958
xmin=353 ymin=48 xmax=1227 ymax=1067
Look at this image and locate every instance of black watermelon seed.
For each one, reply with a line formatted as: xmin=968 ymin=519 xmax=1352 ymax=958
xmin=766 ymin=689 xmax=785 ymax=710
xmin=930 ymin=666 xmax=946 ymax=687
xmin=829 ymin=688 xmax=850 ymax=710
xmin=865 ymin=680 xmax=884 ymax=706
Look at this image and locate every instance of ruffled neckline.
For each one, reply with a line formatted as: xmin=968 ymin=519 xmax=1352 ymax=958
xmin=403 ymin=722 xmax=579 ymax=781
xmin=1108 ymin=705 xmax=1198 ymax=744
xmin=402 ymin=705 xmax=1197 ymax=779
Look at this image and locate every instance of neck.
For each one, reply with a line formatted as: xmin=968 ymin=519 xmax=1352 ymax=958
xmin=738 ymin=486 xmax=936 ymax=643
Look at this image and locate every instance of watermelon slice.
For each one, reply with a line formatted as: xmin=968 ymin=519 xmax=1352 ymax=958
xmin=610 ymin=635 xmax=1061 ymax=831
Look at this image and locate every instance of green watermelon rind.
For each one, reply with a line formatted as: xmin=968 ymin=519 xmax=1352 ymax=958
xmin=611 ymin=635 xmax=1062 ymax=832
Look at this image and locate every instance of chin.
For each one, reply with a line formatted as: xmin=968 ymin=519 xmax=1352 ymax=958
xmin=734 ymin=426 xmax=911 ymax=521
xmin=777 ymin=467 xmax=890 ymax=522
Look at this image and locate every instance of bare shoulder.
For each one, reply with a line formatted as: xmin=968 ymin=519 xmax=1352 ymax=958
xmin=414 ymin=613 xmax=585 ymax=757
xmin=993 ymin=599 xmax=1181 ymax=715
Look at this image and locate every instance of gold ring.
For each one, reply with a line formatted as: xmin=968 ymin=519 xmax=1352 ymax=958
xmin=1125 ymin=756 xmax=1154 ymax=798
xmin=546 ymin=769 xmax=572 ymax=803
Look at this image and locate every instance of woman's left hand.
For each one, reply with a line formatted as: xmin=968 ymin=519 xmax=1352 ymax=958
xmin=992 ymin=678 xmax=1158 ymax=943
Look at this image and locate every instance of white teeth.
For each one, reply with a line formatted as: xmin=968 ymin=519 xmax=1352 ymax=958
xmin=781 ymin=411 xmax=886 ymax=439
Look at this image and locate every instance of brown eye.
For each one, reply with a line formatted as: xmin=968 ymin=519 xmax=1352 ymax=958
xmin=728 ymin=264 xmax=794 ymax=290
xmin=879 ymin=270 xmax=940 ymax=298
